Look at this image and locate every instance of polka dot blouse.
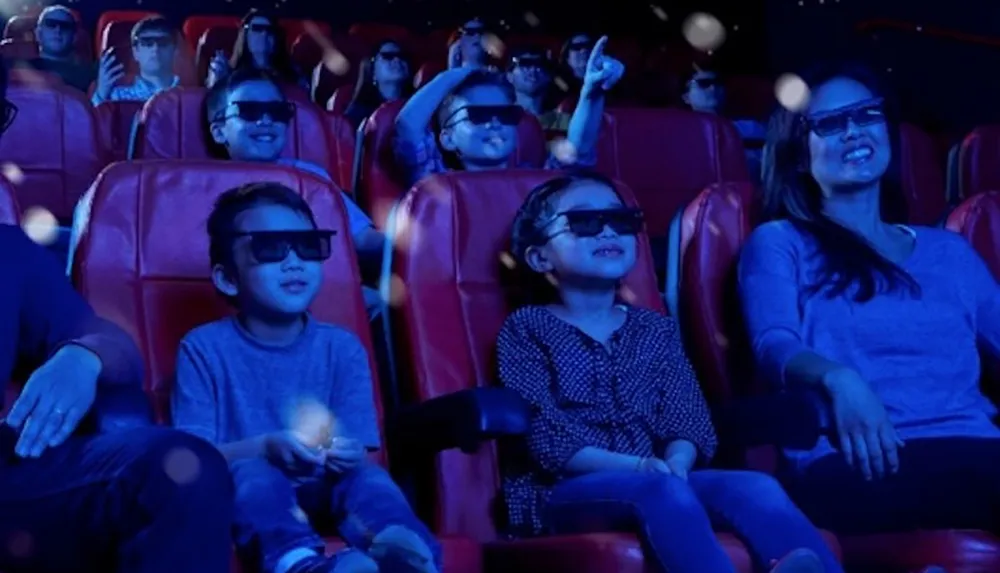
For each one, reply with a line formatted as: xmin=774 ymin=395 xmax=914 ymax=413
xmin=496 ymin=305 xmax=718 ymax=537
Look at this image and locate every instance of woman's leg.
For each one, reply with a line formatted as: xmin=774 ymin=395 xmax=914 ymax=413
xmin=687 ymin=470 xmax=844 ymax=573
xmin=784 ymin=437 xmax=1000 ymax=534
xmin=545 ymin=470 xmax=739 ymax=573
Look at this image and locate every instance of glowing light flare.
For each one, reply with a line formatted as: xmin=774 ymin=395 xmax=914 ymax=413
xmin=651 ymin=5 xmax=668 ymax=21
xmin=550 ymin=138 xmax=578 ymax=164
xmin=775 ymin=73 xmax=811 ymax=111
xmin=21 ymin=207 xmax=59 ymax=246
xmin=289 ymin=399 xmax=337 ymax=449
xmin=499 ymin=252 xmax=517 ymax=269
xmin=163 ymin=447 xmax=201 ymax=484
xmin=523 ymin=12 xmax=540 ymax=27
xmin=683 ymin=13 xmax=726 ymax=52
xmin=2 ymin=161 xmax=24 ymax=184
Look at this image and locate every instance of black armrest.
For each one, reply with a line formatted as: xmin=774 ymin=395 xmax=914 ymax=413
xmin=716 ymin=388 xmax=834 ymax=450
xmin=77 ymin=384 xmax=155 ymax=435
xmin=389 ymin=387 xmax=530 ymax=455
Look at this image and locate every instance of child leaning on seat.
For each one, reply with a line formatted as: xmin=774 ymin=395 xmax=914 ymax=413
xmin=497 ymin=172 xmax=844 ymax=573
xmin=171 ymin=182 xmax=440 ymax=573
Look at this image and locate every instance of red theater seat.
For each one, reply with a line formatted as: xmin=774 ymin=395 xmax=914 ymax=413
xmin=280 ymin=19 xmax=332 ymax=50
xmin=96 ymin=10 xmax=159 ymax=58
xmin=600 ymin=108 xmax=751 ymax=239
xmin=307 ymin=34 xmax=366 ymax=106
xmin=0 ymin=82 xmax=107 ymax=220
xmin=724 ymin=75 xmax=774 ymax=121
xmin=94 ymin=100 xmax=145 ymax=162
xmin=71 ymin=159 xmax=482 ymax=573
xmin=682 ymin=183 xmax=1000 ymax=573
xmin=348 ymin=22 xmax=411 ymax=46
xmin=413 ymin=61 xmax=444 ymax=89
xmin=898 ymin=123 xmax=947 ymax=225
xmin=386 ymin=170 xmax=833 ymax=572
xmin=183 ymin=15 xmax=240 ymax=51
xmin=357 ymin=101 xmax=546 ymax=228
xmin=0 ymin=38 xmax=38 ymax=60
xmin=326 ymin=85 xmax=353 ymax=115
xmin=322 ymin=113 xmax=357 ymax=192
xmin=958 ymin=125 xmax=1000 ymax=201
xmin=134 ymin=87 xmax=336 ymax=178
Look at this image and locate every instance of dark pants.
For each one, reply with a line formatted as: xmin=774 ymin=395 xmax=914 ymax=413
xmin=546 ymin=469 xmax=843 ymax=573
xmin=230 ymin=458 xmax=442 ymax=573
xmin=785 ymin=437 xmax=1000 ymax=534
xmin=0 ymin=426 xmax=234 ymax=573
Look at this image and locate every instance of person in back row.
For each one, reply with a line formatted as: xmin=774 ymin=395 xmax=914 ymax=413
xmin=0 ymin=58 xmax=233 ymax=573
xmin=343 ymin=39 xmax=413 ymax=130
xmin=207 ymin=9 xmax=307 ymax=91
xmin=18 ymin=5 xmax=94 ymax=92
xmin=205 ymin=66 xmax=385 ymax=314
xmin=92 ymin=16 xmax=179 ymax=105
xmin=682 ymin=64 xmax=766 ymax=183
xmin=740 ymin=62 xmax=1000 ymax=535
xmin=394 ymin=36 xmax=623 ymax=189
xmin=498 ymin=171 xmax=841 ymax=573
xmin=505 ymin=45 xmax=570 ymax=133
xmin=172 ymin=182 xmax=441 ymax=573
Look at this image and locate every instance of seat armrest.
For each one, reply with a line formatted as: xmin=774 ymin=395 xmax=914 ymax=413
xmin=716 ymin=388 xmax=833 ymax=450
xmin=78 ymin=385 xmax=155 ymax=435
xmin=390 ymin=387 xmax=530 ymax=455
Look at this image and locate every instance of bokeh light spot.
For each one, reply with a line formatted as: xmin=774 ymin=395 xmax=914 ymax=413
xmin=385 ymin=274 xmax=408 ymax=307
xmin=523 ymin=12 xmax=540 ymax=27
xmin=21 ymin=207 xmax=59 ymax=246
xmin=163 ymin=447 xmax=201 ymax=485
xmin=651 ymin=5 xmax=668 ymax=21
xmin=2 ymin=161 xmax=24 ymax=184
xmin=683 ymin=12 xmax=726 ymax=52
xmin=290 ymin=399 xmax=336 ymax=449
xmin=550 ymin=138 xmax=578 ymax=164
xmin=775 ymin=73 xmax=811 ymax=111
xmin=499 ymin=252 xmax=517 ymax=269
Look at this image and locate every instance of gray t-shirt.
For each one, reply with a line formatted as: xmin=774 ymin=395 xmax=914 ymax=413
xmin=171 ymin=315 xmax=381 ymax=448
xmin=739 ymin=221 xmax=1000 ymax=470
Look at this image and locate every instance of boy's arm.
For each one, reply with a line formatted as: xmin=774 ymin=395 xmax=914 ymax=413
xmin=394 ymin=66 xmax=477 ymax=140
xmin=331 ymin=332 xmax=382 ymax=450
xmin=564 ymin=37 xmax=624 ymax=166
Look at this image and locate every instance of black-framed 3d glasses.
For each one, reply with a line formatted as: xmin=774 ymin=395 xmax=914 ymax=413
xmin=231 ymin=230 xmax=336 ymax=263
xmin=442 ymin=104 xmax=522 ymax=128
xmin=216 ymin=101 xmax=296 ymax=124
xmin=806 ymin=97 xmax=886 ymax=137
xmin=540 ymin=207 xmax=644 ymax=241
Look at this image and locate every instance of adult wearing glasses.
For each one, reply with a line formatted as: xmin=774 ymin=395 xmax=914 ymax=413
xmin=16 ymin=5 xmax=93 ymax=92
xmin=207 ymin=9 xmax=308 ymax=92
xmin=0 ymin=59 xmax=234 ymax=573
xmin=91 ymin=15 xmax=180 ymax=105
xmin=342 ymin=40 xmax=414 ymax=130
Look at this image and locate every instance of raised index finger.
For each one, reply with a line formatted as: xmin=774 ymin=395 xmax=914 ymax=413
xmin=587 ymin=36 xmax=609 ymax=69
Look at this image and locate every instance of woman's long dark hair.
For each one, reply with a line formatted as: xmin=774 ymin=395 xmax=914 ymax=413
xmin=229 ymin=9 xmax=300 ymax=85
xmin=761 ymin=61 xmax=919 ymax=302
xmin=348 ymin=40 xmax=414 ymax=112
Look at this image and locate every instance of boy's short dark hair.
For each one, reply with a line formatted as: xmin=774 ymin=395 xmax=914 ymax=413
xmin=437 ymin=70 xmax=516 ymax=126
xmin=131 ymin=16 xmax=174 ymax=40
xmin=509 ymin=171 xmax=620 ymax=263
xmin=205 ymin=66 xmax=285 ymax=125
xmin=207 ymin=181 xmax=317 ymax=269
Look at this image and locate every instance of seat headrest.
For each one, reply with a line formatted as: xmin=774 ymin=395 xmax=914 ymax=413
xmin=946 ymin=191 xmax=1000 ymax=280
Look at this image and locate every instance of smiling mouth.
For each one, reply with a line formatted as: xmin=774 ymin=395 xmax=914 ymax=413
xmin=594 ymin=246 xmax=624 ymax=257
xmin=842 ymin=145 xmax=874 ymax=163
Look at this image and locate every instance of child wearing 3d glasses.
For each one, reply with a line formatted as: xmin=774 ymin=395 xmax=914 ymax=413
xmin=392 ymin=36 xmax=624 ymax=188
xmin=497 ymin=172 xmax=843 ymax=573
xmin=172 ymin=182 xmax=441 ymax=573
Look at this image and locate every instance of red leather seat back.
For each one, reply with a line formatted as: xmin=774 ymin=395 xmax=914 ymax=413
xmin=322 ymin=113 xmax=357 ymax=192
xmin=391 ymin=169 xmax=662 ymax=540
xmin=959 ymin=125 xmax=1000 ymax=201
xmin=413 ymin=61 xmax=444 ymax=90
xmin=945 ymin=191 xmax=1000 ymax=279
xmin=602 ymin=108 xmax=751 ymax=238
xmin=280 ymin=19 xmax=332 ymax=50
xmin=135 ymin=87 xmax=334 ymax=175
xmin=0 ymin=176 xmax=21 ymax=224
xmin=8 ymin=67 xmax=62 ymax=87
xmin=0 ymin=39 xmax=38 ymax=60
xmin=724 ymin=75 xmax=774 ymax=121
xmin=347 ymin=23 xmax=411 ymax=48
xmin=3 ymin=15 xmax=36 ymax=41
xmin=327 ymin=85 xmax=353 ymax=115
xmin=358 ymin=99 xmax=406 ymax=225
xmin=679 ymin=182 xmax=758 ymax=404
xmin=0 ymin=83 xmax=107 ymax=219
xmin=195 ymin=26 xmax=239 ymax=84
xmin=307 ymin=35 xmax=366 ymax=106
xmin=183 ymin=15 xmax=240 ymax=51
xmin=93 ymin=100 xmax=145 ymax=162
xmin=72 ymin=160 xmax=381 ymax=446
xmin=97 ymin=11 xmax=160 ymax=58
xmin=899 ymin=123 xmax=947 ymax=226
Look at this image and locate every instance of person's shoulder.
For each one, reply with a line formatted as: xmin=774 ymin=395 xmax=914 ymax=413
xmin=744 ymin=219 xmax=807 ymax=251
xmin=309 ymin=320 xmax=368 ymax=357
xmin=913 ymin=225 xmax=981 ymax=260
xmin=276 ymin=157 xmax=333 ymax=182
xmin=180 ymin=317 xmax=237 ymax=351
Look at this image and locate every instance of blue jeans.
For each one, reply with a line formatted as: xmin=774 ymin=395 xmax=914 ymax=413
xmin=0 ymin=426 xmax=234 ymax=573
xmin=546 ymin=469 xmax=843 ymax=573
xmin=231 ymin=458 xmax=442 ymax=573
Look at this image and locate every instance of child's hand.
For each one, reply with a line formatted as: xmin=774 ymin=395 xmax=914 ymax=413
xmin=325 ymin=437 xmax=365 ymax=473
xmin=264 ymin=430 xmax=324 ymax=473
xmin=582 ymin=36 xmax=625 ymax=97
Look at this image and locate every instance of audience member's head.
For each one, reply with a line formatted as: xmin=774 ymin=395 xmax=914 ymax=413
xmin=350 ymin=39 xmax=412 ymax=110
xmin=456 ymin=18 xmax=489 ymax=67
xmin=763 ymin=61 xmax=911 ymax=300
xmin=510 ymin=172 xmax=642 ymax=304
xmin=130 ymin=16 xmax=177 ymax=78
xmin=506 ymin=46 xmax=552 ymax=99
xmin=682 ymin=65 xmax=725 ymax=114
xmin=207 ymin=67 xmax=293 ymax=162
xmin=208 ymin=181 xmax=329 ymax=317
xmin=35 ymin=5 xmax=77 ymax=59
xmin=436 ymin=70 xmax=520 ymax=169
xmin=561 ymin=34 xmax=594 ymax=81
xmin=231 ymin=10 xmax=298 ymax=85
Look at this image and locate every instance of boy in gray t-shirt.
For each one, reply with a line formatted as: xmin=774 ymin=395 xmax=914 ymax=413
xmin=171 ymin=182 xmax=441 ymax=573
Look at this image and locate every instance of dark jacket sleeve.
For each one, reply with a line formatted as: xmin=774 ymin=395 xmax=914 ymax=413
xmin=10 ymin=226 xmax=143 ymax=386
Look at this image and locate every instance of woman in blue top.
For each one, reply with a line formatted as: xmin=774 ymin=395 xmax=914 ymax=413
xmin=738 ymin=62 xmax=1000 ymax=534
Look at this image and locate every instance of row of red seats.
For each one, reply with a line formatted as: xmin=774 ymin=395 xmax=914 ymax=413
xmin=3 ymin=161 xmax=1000 ymax=571
xmin=0 ymin=76 xmax=961 ymax=238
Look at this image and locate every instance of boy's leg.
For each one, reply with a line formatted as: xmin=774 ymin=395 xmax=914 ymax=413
xmin=688 ymin=470 xmax=844 ymax=573
xmin=328 ymin=462 xmax=443 ymax=571
xmin=231 ymin=458 xmax=327 ymax=573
